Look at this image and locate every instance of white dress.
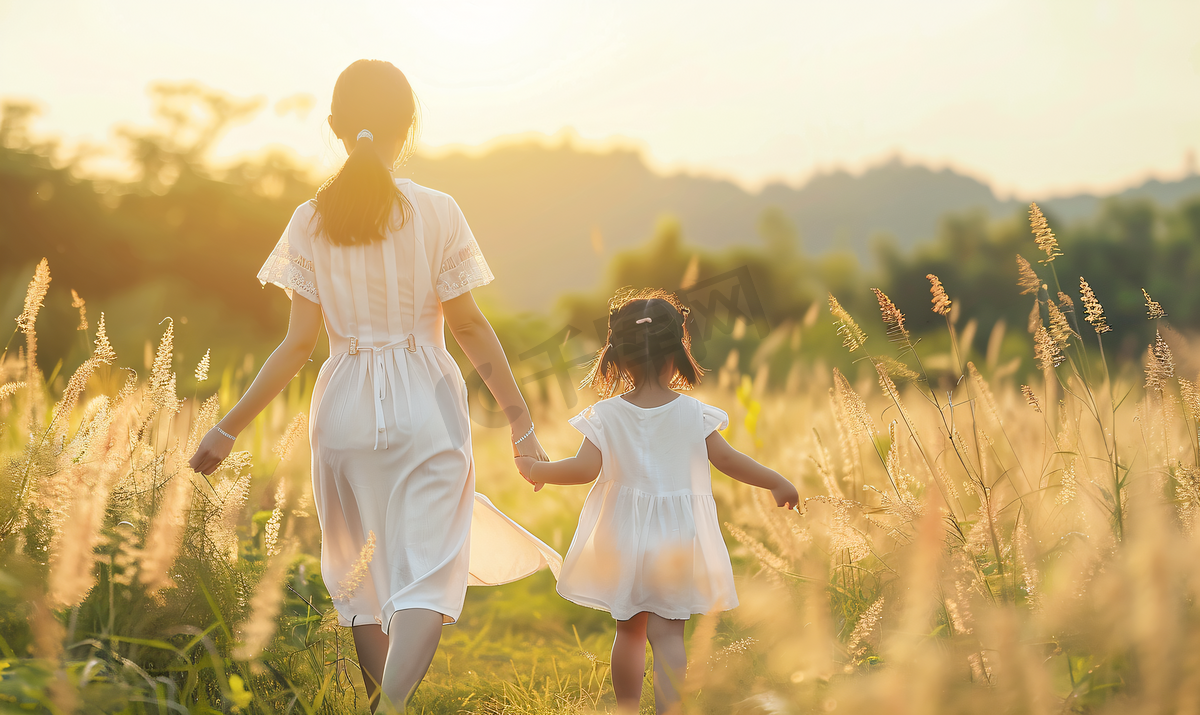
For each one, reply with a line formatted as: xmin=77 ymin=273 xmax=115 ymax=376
xmin=556 ymin=394 xmax=738 ymax=621
xmin=258 ymin=179 xmax=561 ymax=632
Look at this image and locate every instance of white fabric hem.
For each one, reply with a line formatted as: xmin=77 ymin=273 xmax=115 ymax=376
xmin=555 ymin=587 xmax=738 ymax=622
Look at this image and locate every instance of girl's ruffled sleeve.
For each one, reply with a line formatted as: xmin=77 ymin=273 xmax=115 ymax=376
xmin=257 ymin=203 xmax=319 ymax=304
xmin=701 ymin=403 xmax=729 ymax=436
xmin=567 ymin=404 xmax=605 ymax=453
xmin=436 ymin=197 xmax=494 ymax=302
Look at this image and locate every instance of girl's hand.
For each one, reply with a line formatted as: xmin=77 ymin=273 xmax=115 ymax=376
xmin=513 ymin=455 xmax=545 ymax=492
xmin=771 ymin=479 xmax=800 ymax=510
xmin=189 ymin=428 xmax=235 ymax=476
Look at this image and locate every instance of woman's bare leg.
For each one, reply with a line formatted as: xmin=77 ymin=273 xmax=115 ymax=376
xmin=377 ymin=609 xmax=444 ymax=712
xmin=645 ymin=615 xmax=687 ymax=715
xmin=352 ymin=624 xmax=389 ymax=712
xmin=612 ymin=613 xmax=649 ymax=713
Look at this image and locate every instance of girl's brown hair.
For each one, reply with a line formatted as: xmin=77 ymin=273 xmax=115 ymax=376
xmin=582 ymin=288 xmax=705 ymax=397
xmin=314 ymin=60 xmax=418 ymax=245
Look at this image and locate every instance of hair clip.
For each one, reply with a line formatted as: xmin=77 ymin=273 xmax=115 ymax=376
xmin=636 ymin=317 xmax=653 ymax=324
xmin=357 ymin=129 xmax=374 ymax=141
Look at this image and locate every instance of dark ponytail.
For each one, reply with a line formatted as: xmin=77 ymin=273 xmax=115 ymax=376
xmin=582 ymin=288 xmax=705 ymax=397
xmin=315 ymin=60 xmax=418 ymax=245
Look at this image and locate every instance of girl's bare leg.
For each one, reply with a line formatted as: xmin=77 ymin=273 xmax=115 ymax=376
xmin=645 ymin=615 xmax=687 ymax=715
xmin=352 ymin=624 xmax=389 ymax=712
xmin=377 ymin=609 xmax=444 ymax=712
xmin=612 ymin=613 xmax=649 ymax=712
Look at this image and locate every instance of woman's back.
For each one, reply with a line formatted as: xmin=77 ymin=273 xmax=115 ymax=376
xmin=258 ymin=179 xmax=492 ymax=352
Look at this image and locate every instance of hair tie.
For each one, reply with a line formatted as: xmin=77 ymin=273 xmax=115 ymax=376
xmin=636 ymin=317 xmax=652 ymax=324
xmin=357 ymin=129 xmax=374 ymax=142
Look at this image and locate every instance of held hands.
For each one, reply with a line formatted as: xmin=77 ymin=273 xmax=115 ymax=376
xmin=513 ymin=455 xmax=545 ymax=492
xmin=512 ymin=430 xmax=547 ymax=492
xmin=771 ymin=478 xmax=800 ymax=511
xmin=188 ymin=427 xmax=236 ymax=476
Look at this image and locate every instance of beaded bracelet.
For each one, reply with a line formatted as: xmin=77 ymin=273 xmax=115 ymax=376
xmin=214 ymin=425 xmax=237 ymax=441
xmin=513 ymin=423 xmax=536 ymax=445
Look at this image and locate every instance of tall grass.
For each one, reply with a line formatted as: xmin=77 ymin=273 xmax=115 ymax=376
xmin=3 ymin=204 xmax=1200 ymax=713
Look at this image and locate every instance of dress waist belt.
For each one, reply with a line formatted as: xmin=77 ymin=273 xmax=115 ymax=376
xmin=340 ymin=334 xmax=439 ymax=450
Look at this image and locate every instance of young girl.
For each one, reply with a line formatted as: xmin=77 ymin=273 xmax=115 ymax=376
xmin=189 ymin=60 xmax=559 ymax=712
xmin=514 ymin=289 xmax=799 ymax=714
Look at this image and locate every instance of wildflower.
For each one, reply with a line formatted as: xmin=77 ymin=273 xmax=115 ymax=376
xmin=1145 ymin=330 xmax=1174 ymax=392
xmin=828 ymin=294 xmax=867 ymax=352
xmin=1021 ymin=385 xmax=1042 ymax=413
xmin=70 ymin=289 xmax=88 ymax=331
xmin=871 ymin=288 xmax=909 ymax=341
xmin=1029 ymin=203 xmax=1062 ymax=263
xmin=1078 ymin=278 xmax=1111 ymax=334
xmin=1015 ymin=255 xmax=1040 ymax=295
xmin=335 ymin=531 xmax=377 ymax=603
xmin=1142 ymin=288 xmax=1166 ymax=320
xmin=195 ymin=348 xmax=211 ymax=382
xmin=926 ymin=274 xmax=952 ymax=316
xmin=1034 ymin=327 xmax=1063 ymax=370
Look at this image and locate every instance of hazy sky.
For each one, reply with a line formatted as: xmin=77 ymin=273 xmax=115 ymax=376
xmin=2 ymin=0 xmax=1198 ymax=197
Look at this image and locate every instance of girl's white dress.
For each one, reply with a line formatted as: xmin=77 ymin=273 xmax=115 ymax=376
xmin=258 ymin=179 xmax=561 ymax=632
xmin=557 ymin=394 xmax=738 ymax=621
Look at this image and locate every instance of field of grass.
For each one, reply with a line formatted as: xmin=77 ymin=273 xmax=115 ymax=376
xmin=4 ymin=207 xmax=1200 ymax=714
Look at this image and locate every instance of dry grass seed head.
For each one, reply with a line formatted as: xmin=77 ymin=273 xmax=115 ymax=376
xmin=93 ymin=313 xmax=117 ymax=365
xmin=148 ymin=319 xmax=178 ymax=415
xmin=1034 ymin=327 xmax=1064 ymax=371
xmin=1016 ymin=255 xmax=1040 ymax=296
xmin=335 ymin=530 xmax=377 ymax=603
xmin=273 ymin=413 xmax=308 ymax=462
xmin=1046 ymin=301 xmax=1073 ymax=348
xmin=1029 ymin=202 xmax=1062 ymax=263
xmin=926 ymin=274 xmax=952 ymax=316
xmin=871 ymin=288 xmax=909 ymax=341
xmin=1145 ymin=330 xmax=1175 ymax=392
xmin=833 ymin=368 xmax=875 ymax=442
xmin=828 ymin=294 xmax=867 ymax=352
xmin=194 ymin=348 xmax=211 ymax=383
xmin=234 ymin=547 xmax=292 ymax=660
xmin=70 ymin=289 xmax=88 ymax=331
xmin=1143 ymin=288 xmax=1166 ymax=320
xmin=1079 ymin=278 xmax=1111 ymax=334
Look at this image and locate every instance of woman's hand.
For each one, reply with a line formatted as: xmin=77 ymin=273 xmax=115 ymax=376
xmin=513 ymin=431 xmax=549 ymax=462
xmin=513 ymin=455 xmax=545 ymax=492
xmin=771 ymin=478 xmax=800 ymax=510
xmin=189 ymin=429 xmax=235 ymax=476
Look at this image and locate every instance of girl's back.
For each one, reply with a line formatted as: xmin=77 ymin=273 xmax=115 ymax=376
xmin=571 ymin=394 xmax=726 ymax=496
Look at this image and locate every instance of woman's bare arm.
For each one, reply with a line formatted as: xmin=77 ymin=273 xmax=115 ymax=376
xmin=706 ymin=431 xmax=799 ymax=508
xmin=188 ymin=295 xmax=322 ymax=475
xmin=514 ymin=439 xmax=602 ymax=490
xmin=442 ymin=291 xmax=547 ymax=461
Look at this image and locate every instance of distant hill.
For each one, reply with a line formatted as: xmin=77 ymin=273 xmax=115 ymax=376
xmin=404 ymin=140 xmax=1200 ymax=311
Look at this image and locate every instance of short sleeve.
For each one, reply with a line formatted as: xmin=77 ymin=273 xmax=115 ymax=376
xmin=257 ymin=203 xmax=319 ymax=304
xmin=567 ymin=404 xmax=605 ymax=454
xmin=701 ymin=403 xmax=729 ymax=436
xmin=435 ymin=197 xmax=494 ymax=302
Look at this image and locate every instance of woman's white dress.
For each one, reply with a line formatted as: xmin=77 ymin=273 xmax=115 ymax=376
xmin=557 ymin=394 xmax=738 ymax=621
xmin=258 ymin=179 xmax=560 ymax=631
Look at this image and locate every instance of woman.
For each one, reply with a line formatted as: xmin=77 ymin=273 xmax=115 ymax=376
xmin=188 ymin=59 xmax=557 ymax=711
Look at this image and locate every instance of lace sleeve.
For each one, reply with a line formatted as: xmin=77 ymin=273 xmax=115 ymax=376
xmin=258 ymin=206 xmax=319 ymax=303
xmin=436 ymin=240 xmax=494 ymax=302
xmin=436 ymin=197 xmax=494 ymax=302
